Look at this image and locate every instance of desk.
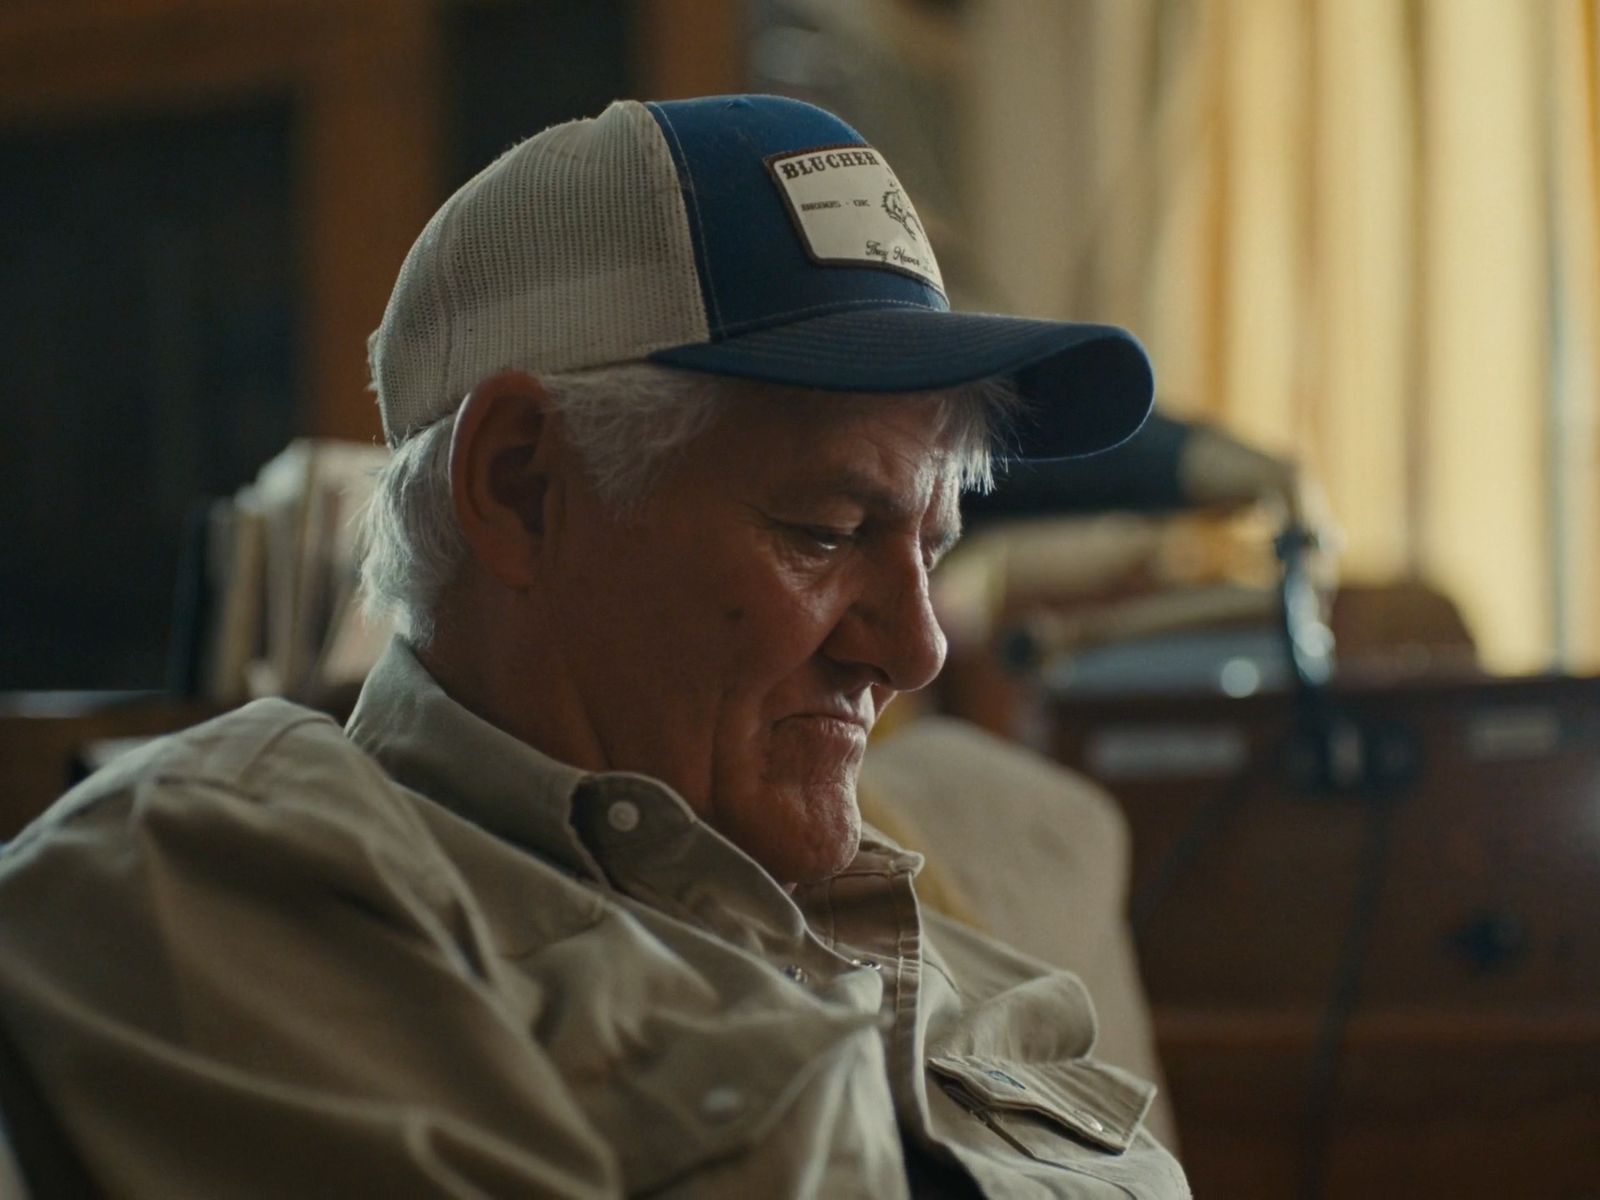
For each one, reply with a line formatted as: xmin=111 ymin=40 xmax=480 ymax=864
xmin=1047 ymin=674 xmax=1600 ymax=1198
xmin=0 ymin=694 xmax=213 ymax=840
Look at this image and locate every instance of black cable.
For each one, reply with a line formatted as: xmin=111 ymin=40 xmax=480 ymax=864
xmin=1129 ymin=516 xmax=1334 ymax=938
xmin=1128 ymin=736 xmax=1275 ymax=940
xmin=1295 ymin=786 xmax=1401 ymax=1200
xmin=1126 ymin=719 xmax=1408 ymax=1200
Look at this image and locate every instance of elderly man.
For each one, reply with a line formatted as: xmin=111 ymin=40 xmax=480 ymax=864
xmin=0 ymin=96 xmax=1186 ymax=1196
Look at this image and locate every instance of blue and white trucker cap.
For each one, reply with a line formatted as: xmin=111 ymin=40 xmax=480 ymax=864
xmin=371 ymin=94 xmax=1154 ymax=459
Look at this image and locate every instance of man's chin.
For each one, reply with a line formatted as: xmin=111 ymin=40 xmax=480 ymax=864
xmin=719 ymin=780 xmax=862 ymax=887
xmin=771 ymin=821 xmax=861 ymax=887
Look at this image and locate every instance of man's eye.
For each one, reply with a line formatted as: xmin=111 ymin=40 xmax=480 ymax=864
xmin=796 ymin=525 xmax=856 ymax=552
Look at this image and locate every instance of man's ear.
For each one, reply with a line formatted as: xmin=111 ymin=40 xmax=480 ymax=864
xmin=449 ymin=370 xmax=559 ymax=590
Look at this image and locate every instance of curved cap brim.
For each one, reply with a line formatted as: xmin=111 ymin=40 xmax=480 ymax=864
xmin=649 ymin=309 xmax=1154 ymax=461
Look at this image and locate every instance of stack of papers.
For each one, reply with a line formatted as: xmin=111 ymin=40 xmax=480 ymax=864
xmin=196 ymin=440 xmax=393 ymax=705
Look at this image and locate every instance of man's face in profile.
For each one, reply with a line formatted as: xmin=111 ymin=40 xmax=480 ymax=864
xmin=540 ymin=391 xmax=962 ymax=886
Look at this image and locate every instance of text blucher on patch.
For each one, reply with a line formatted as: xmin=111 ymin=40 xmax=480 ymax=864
xmin=765 ymin=144 xmax=945 ymax=293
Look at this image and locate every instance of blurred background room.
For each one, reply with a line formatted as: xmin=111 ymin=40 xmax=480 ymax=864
xmin=2 ymin=2 xmax=1598 ymax=1197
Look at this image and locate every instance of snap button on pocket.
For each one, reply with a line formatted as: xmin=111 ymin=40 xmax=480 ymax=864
xmin=1073 ymin=1110 xmax=1105 ymax=1134
xmin=606 ymin=801 xmax=641 ymax=832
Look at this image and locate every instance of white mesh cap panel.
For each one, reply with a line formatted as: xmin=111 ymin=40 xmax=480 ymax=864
xmin=370 ymin=100 xmax=710 ymax=444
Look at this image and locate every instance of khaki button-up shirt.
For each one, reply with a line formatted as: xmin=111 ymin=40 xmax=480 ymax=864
xmin=0 ymin=641 xmax=1187 ymax=1197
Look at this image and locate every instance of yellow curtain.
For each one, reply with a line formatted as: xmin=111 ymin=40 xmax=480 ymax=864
xmin=963 ymin=0 xmax=1600 ymax=674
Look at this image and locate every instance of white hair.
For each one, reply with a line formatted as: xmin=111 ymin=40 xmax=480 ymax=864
xmin=358 ymin=363 xmax=1019 ymax=644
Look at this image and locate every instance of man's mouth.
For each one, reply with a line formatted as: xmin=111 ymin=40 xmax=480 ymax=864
xmin=781 ymin=710 xmax=871 ymax=736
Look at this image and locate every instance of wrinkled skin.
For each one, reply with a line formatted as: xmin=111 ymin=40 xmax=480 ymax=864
xmin=534 ymin=392 xmax=962 ymax=885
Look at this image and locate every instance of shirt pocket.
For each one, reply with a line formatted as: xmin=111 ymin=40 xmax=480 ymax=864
xmin=597 ymin=1006 xmax=892 ymax=1195
xmin=928 ymin=1051 xmax=1157 ymax=1160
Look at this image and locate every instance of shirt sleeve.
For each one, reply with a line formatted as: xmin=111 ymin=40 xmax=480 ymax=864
xmin=0 ymin=719 xmax=621 ymax=1200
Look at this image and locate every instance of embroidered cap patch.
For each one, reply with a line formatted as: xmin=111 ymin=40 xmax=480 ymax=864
xmin=764 ymin=144 xmax=946 ymax=295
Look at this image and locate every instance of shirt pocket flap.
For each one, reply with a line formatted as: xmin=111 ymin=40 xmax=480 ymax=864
xmin=928 ymin=1052 xmax=1156 ymax=1154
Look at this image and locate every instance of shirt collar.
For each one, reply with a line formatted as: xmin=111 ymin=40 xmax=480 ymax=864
xmin=345 ymin=637 xmax=921 ymax=901
xmin=345 ymin=637 xmax=613 ymax=879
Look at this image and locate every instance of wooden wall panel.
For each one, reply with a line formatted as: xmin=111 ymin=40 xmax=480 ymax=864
xmin=0 ymin=0 xmax=441 ymax=441
xmin=0 ymin=0 xmax=757 ymax=439
xmin=297 ymin=3 xmax=439 ymax=440
xmin=631 ymin=0 xmax=746 ymax=100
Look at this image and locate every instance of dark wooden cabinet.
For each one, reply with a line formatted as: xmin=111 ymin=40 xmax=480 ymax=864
xmin=0 ymin=696 xmax=214 ymax=842
xmin=1047 ymin=675 xmax=1600 ymax=1198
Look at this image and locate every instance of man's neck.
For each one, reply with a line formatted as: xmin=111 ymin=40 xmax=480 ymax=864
xmin=417 ymin=591 xmax=610 ymax=776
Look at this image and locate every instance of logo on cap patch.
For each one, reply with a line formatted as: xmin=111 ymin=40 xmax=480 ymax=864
xmin=765 ymin=144 xmax=945 ymax=295
xmin=881 ymin=183 xmax=923 ymax=242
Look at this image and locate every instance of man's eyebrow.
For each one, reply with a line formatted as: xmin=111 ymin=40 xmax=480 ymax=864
xmin=928 ymin=512 xmax=964 ymax=561
xmin=772 ymin=466 xmax=909 ymax=514
xmin=772 ymin=466 xmax=964 ymax=555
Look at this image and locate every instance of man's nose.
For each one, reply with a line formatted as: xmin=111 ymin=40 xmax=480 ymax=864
xmin=823 ymin=554 xmax=948 ymax=694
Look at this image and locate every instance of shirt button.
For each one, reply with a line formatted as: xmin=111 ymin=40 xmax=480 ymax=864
xmin=605 ymin=800 xmax=641 ymax=833
xmin=699 ymin=1085 xmax=746 ymax=1123
xmin=783 ymin=964 xmax=808 ymax=985
xmin=849 ymin=957 xmax=882 ymax=972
